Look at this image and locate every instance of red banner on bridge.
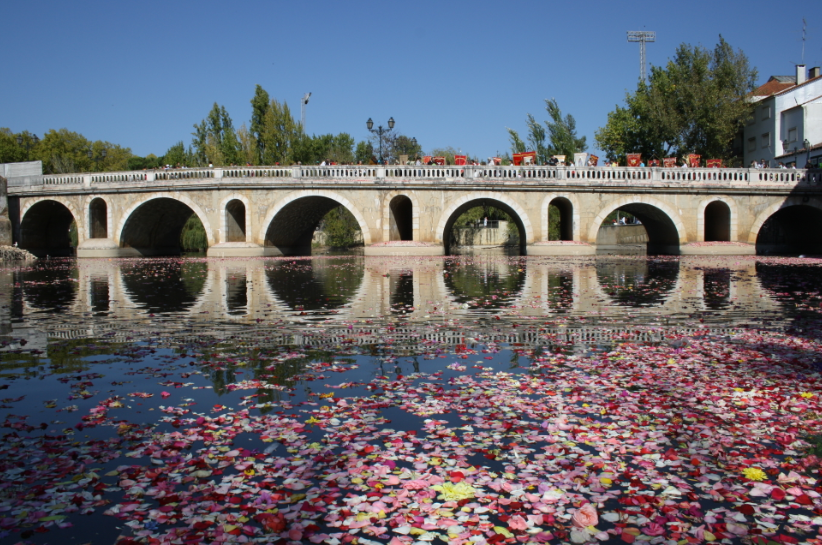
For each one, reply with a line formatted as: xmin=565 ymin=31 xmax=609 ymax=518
xmin=627 ymin=153 xmax=642 ymax=167
xmin=513 ymin=151 xmax=537 ymax=165
xmin=706 ymin=159 xmax=722 ymax=168
xmin=454 ymin=155 xmax=467 ymax=166
xmin=688 ymin=154 xmax=701 ymax=168
xmin=663 ymin=158 xmax=677 ymax=168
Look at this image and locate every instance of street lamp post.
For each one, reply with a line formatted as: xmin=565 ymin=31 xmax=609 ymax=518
xmin=88 ymin=148 xmax=107 ymax=171
xmin=301 ymin=92 xmax=311 ymax=133
xmin=16 ymin=134 xmax=39 ymax=161
xmin=366 ymin=117 xmax=395 ymax=164
xmin=804 ymin=139 xmax=811 ymax=168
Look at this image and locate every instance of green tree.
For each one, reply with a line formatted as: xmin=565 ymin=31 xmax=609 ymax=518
xmin=508 ymin=99 xmax=586 ymax=162
xmin=162 ymin=141 xmax=188 ymax=167
xmin=250 ymin=84 xmax=270 ymax=162
xmin=33 ymin=129 xmax=131 ymax=173
xmin=320 ymin=206 xmax=362 ymax=247
xmin=595 ymin=35 xmax=757 ymax=164
xmin=355 ymin=141 xmax=374 ymax=164
xmin=260 ymin=99 xmax=300 ymax=165
xmin=192 ymin=103 xmax=242 ymax=166
xmin=180 ymin=214 xmax=207 ymax=252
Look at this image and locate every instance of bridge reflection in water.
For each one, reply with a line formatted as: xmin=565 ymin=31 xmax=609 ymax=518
xmin=0 ymin=256 xmax=801 ymax=356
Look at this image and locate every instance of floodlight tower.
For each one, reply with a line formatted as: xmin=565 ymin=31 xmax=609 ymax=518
xmin=627 ymin=31 xmax=655 ymax=83
xmin=301 ymin=92 xmax=311 ymax=132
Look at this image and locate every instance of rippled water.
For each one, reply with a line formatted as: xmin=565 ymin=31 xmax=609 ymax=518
xmin=1 ymin=255 xmax=822 ymax=544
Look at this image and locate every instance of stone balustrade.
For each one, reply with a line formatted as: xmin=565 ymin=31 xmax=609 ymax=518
xmin=6 ymin=164 xmax=821 ymax=194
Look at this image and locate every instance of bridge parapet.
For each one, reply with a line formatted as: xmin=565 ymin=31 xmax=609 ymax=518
xmin=6 ymin=165 xmax=821 ymax=194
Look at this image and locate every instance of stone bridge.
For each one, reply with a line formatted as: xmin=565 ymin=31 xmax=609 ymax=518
xmin=7 ymin=164 xmax=822 ymax=257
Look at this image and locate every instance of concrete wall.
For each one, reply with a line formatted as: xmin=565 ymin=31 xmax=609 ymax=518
xmin=596 ymin=225 xmax=649 ymax=245
xmin=453 ymin=222 xmax=515 ymax=246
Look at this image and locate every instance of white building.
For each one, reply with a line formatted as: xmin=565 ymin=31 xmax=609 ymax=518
xmin=743 ymin=65 xmax=822 ymax=168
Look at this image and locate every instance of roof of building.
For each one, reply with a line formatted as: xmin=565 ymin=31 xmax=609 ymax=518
xmin=773 ymin=74 xmax=822 ymax=97
xmin=750 ymin=76 xmax=796 ymax=97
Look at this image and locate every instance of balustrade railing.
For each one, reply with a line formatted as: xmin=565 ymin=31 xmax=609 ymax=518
xmin=7 ymin=165 xmax=819 ymax=193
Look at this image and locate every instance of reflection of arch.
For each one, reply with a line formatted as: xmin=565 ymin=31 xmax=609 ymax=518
xmin=436 ymin=192 xmax=533 ymax=250
xmin=258 ymin=190 xmax=372 ymax=248
xmin=697 ymin=197 xmax=736 ymax=242
xmin=384 ymin=192 xmax=418 ymax=241
xmin=117 ymin=194 xmax=214 ymax=251
xmin=589 ymin=196 xmax=685 ymax=251
xmin=541 ymin=194 xmax=578 ymax=241
xmin=224 ymin=198 xmax=247 ymax=243
xmin=748 ymin=198 xmax=822 ymax=243
xmin=88 ymin=197 xmax=109 ymax=239
xmin=20 ymin=197 xmax=81 ymax=256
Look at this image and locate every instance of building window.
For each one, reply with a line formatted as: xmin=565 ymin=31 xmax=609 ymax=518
xmin=788 ymin=127 xmax=797 ymax=142
xmin=761 ymin=132 xmax=770 ymax=148
xmin=761 ymin=106 xmax=771 ymax=120
xmin=747 ymin=138 xmax=756 ymax=152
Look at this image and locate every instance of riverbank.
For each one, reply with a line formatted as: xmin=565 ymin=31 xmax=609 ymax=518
xmin=0 ymin=245 xmax=35 ymax=261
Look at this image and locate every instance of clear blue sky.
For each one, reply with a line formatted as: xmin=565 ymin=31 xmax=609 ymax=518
xmin=2 ymin=0 xmax=820 ymax=161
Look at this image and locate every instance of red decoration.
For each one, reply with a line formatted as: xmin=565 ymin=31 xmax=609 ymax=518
xmin=432 ymin=156 xmax=446 ymax=165
xmin=513 ymin=151 xmax=537 ymax=166
xmin=627 ymin=153 xmax=642 ymax=167
xmin=688 ymin=154 xmax=701 ymax=168
xmin=454 ymin=155 xmax=467 ymax=166
xmin=588 ymin=154 xmax=599 ymax=166
xmin=663 ymin=158 xmax=677 ymax=168
xmin=649 ymin=159 xmax=660 ymax=167
xmin=706 ymin=159 xmax=722 ymax=168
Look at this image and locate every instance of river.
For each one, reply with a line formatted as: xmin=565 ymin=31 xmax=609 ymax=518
xmin=1 ymin=255 xmax=821 ymax=544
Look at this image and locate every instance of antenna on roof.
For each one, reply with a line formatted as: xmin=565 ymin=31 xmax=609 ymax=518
xmin=627 ymin=30 xmax=656 ymax=83
xmin=801 ymin=17 xmax=807 ymax=64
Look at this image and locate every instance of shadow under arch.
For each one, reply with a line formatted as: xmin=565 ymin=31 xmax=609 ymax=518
xmin=754 ymin=203 xmax=822 ymax=255
xmin=438 ymin=195 xmax=530 ymax=255
xmin=119 ymin=197 xmax=209 ymax=256
xmin=262 ymin=192 xmax=371 ymax=256
xmin=20 ymin=199 xmax=78 ymax=257
xmin=265 ymin=257 xmax=365 ymax=317
xmin=88 ymin=197 xmax=108 ymax=239
xmin=591 ymin=199 xmax=684 ymax=254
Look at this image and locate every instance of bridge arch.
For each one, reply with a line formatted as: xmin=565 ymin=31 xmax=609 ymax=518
xmin=541 ymin=193 xmax=580 ymax=241
xmin=259 ymin=190 xmax=372 ymax=253
xmin=20 ymin=197 xmax=82 ymax=256
xmin=749 ymin=197 xmax=822 ymax=254
xmin=697 ymin=197 xmax=738 ymax=242
xmin=219 ymin=194 xmax=250 ymax=243
xmin=589 ymin=196 xmax=686 ymax=252
xmin=436 ymin=192 xmax=533 ymax=252
xmin=117 ymin=194 xmax=214 ymax=255
xmin=383 ymin=192 xmax=419 ymax=242
xmin=86 ymin=196 xmax=110 ymax=239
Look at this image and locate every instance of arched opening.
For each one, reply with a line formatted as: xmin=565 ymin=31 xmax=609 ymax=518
xmin=389 ymin=195 xmax=413 ymax=241
xmin=265 ymin=197 xmax=363 ymax=255
xmin=756 ymin=205 xmax=822 ymax=255
xmin=120 ymin=198 xmax=206 ymax=256
xmin=20 ymin=200 xmax=76 ymax=257
xmin=704 ymin=201 xmax=730 ymax=242
xmin=548 ymin=197 xmax=573 ymax=241
xmin=596 ymin=203 xmax=679 ymax=255
xmin=89 ymin=198 xmax=108 ymax=239
xmin=443 ymin=199 xmax=526 ymax=255
xmin=225 ymin=199 xmax=246 ymax=243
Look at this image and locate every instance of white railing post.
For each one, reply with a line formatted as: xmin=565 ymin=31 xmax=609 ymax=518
xmin=83 ymin=175 xmax=92 ymax=187
xmin=146 ymin=171 xmax=156 ymax=182
xmin=213 ymin=168 xmax=223 ymax=180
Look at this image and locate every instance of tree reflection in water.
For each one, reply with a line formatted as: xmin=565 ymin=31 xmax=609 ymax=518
xmin=596 ymin=259 xmax=679 ymax=307
xmin=265 ymin=258 xmax=364 ymax=313
xmin=443 ymin=258 xmax=526 ymax=311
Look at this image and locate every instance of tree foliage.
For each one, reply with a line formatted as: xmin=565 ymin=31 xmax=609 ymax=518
xmin=595 ymin=36 xmax=757 ymax=164
xmin=180 ymin=214 xmax=207 ymax=252
xmin=508 ymin=99 xmax=586 ymax=162
xmin=320 ymin=206 xmax=362 ymax=247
